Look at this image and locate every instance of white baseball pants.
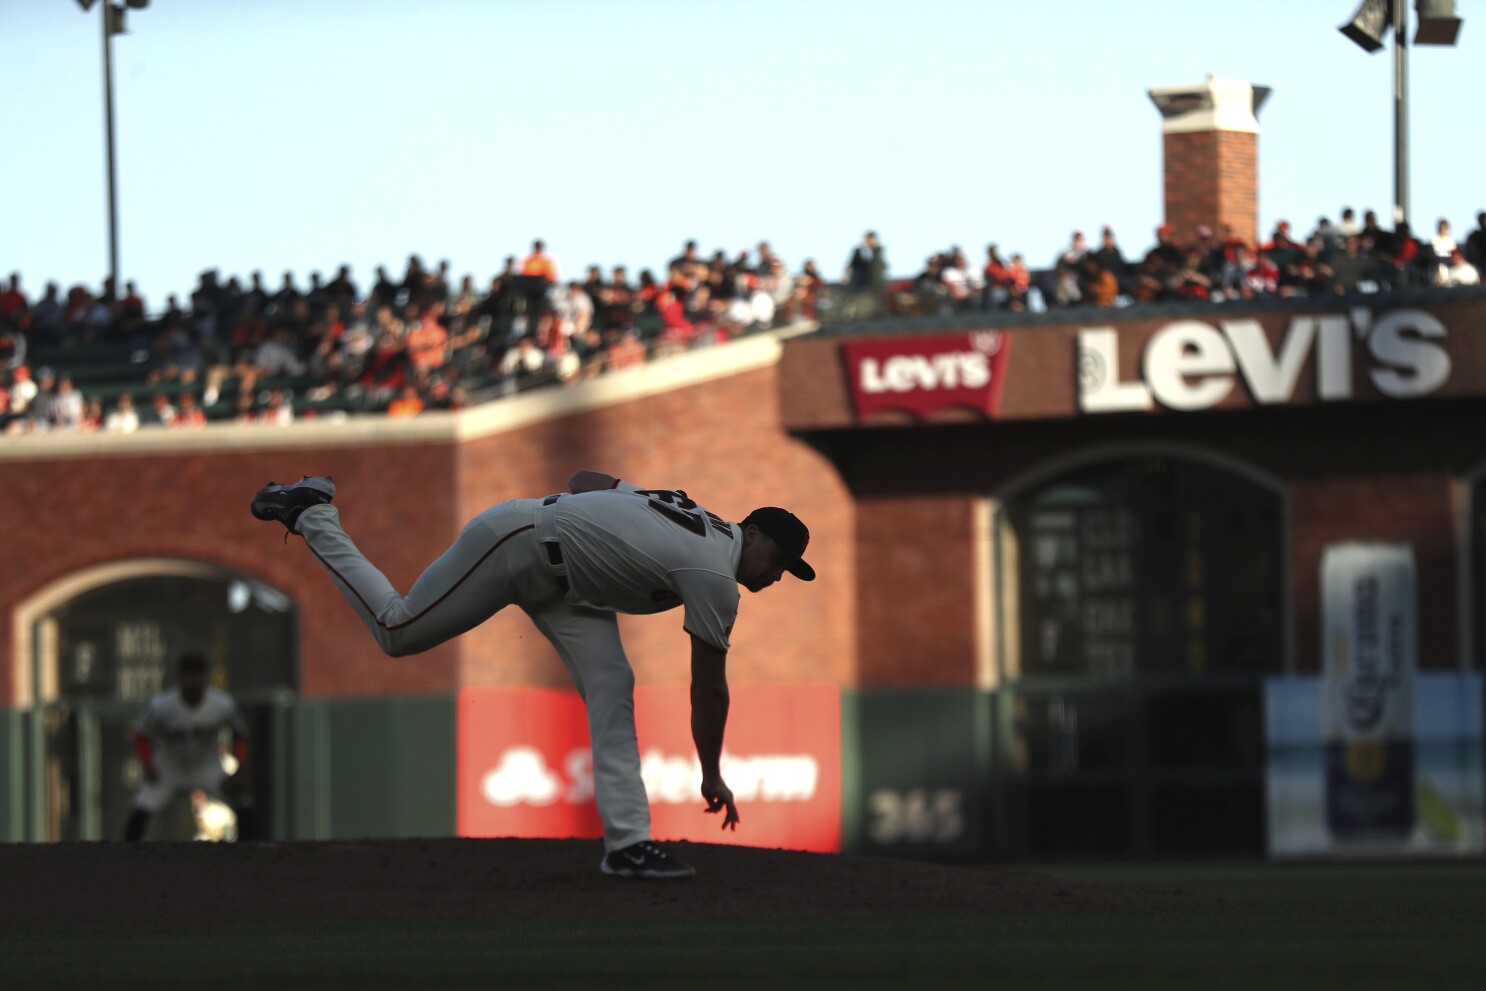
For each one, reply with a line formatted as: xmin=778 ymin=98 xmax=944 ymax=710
xmin=295 ymin=499 xmax=651 ymax=852
xmin=133 ymin=762 xmax=231 ymax=813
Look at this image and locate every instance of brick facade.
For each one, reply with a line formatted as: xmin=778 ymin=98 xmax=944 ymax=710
xmin=1163 ymin=128 xmax=1258 ymax=245
xmin=7 ymin=300 xmax=1486 ymax=704
xmin=0 ymin=342 xmax=856 ymax=705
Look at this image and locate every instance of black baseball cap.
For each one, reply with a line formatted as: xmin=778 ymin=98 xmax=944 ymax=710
xmin=741 ymin=507 xmax=815 ymax=581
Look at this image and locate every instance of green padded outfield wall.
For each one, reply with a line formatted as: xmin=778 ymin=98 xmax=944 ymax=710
xmin=290 ymin=696 xmax=456 ymax=840
xmin=0 ymin=708 xmax=25 ymax=842
xmin=841 ymin=690 xmax=996 ymax=859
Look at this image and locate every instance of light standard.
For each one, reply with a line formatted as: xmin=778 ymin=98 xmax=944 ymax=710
xmin=75 ymin=0 xmax=150 ymax=302
xmin=1339 ymin=0 xmax=1464 ymax=228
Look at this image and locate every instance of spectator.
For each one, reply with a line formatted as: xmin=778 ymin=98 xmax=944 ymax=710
xmin=22 ymin=367 xmax=59 ymax=432
xmin=520 ymin=239 xmax=559 ymax=325
xmin=1092 ymin=227 xmax=1128 ymax=292
xmin=1446 ymin=250 xmax=1480 ymax=287
xmin=846 ymin=231 xmax=888 ymax=292
xmin=1056 ymin=231 xmax=1089 ymax=270
xmin=496 ymin=334 xmax=545 ymax=390
xmin=104 ymin=394 xmax=140 ymax=433
xmin=79 ymin=397 xmax=104 ymax=433
xmin=52 ymin=376 xmax=84 ymax=432
xmin=603 ymin=327 xmax=647 ymax=372
xmin=253 ymin=326 xmax=306 ymax=379
xmin=370 ymin=266 xmax=399 ymax=308
xmin=143 ymin=392 xmax=176 ymax=428
xmin=982 ymin=244 xmax=1012 ymax=309
xmin=1263 ymin=220 xmax=1304 ymax=269
xmin=259 ymin=387 xmax=294 ymax=426
xmin=386 ymin=383 xmax=425 ymax=418
xmin=1465 ymin=211 xmax=1486 ymax=271
xmin=233 ymin=391 xmax=258 ymax=424
xmin=29 ymin=282 xmax=65 ymax=348
xmin=149 ymin=321 xmax=205 ymax=384
xmin=1081 ymin=257 xmax=1119 ymax=308
xmin=1005 ymin=254 xmax=1032 ymax=311
xmin=1428 ymin=218 xmax=1456 ymax=285
xmin=1145 ymin=225 xmax=1184 ymax=268
xmin=0 ymin=322 xmax=25 ymax=371
xmin=404 ymin=309 xmax=449 ymax=374
xmin=118 ymin=281 xmax=146 ymax=321
xmin=793 ymin=259 xmax=825 ymax=321
xmin=0 ymin=273 xmax=27 ymax=322
xmin=1327 ymin=236 xmax=1373 ymax=294
xmin=668 ymin=240 xmax=706 ymax=281
xmin=8 ymin=365 xmax=37 ymax=416
xmin=1337 ymin=206 xmax=1362 ymax=238
xmin=172 ymin=392 xmax=207 ymax=428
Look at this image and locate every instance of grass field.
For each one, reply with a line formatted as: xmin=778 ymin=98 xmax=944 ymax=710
xmin=4 ymin=860 xmax=1483 ymax=990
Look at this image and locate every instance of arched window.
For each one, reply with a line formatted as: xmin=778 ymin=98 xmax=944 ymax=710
xmin=22 ymin=563 xmax=296 ymax=842
xmin=993 ymin=453 xmax=1285 ymax=857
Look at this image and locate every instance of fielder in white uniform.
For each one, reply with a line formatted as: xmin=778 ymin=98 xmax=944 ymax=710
xmin=125 ymin=651 xmax=252 ymax=841
xmin=251 ymin=469 xmax=814 ymax=879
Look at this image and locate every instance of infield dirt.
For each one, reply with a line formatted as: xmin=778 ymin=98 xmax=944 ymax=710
xmin=1 ymin=837 xmax=1182 ymax=925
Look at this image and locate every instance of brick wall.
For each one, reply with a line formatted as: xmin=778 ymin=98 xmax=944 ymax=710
xmin=1163 ymin=129 xmax=1258 ymax=243
xmin=0 ymin=347 xmax=857 ymax=704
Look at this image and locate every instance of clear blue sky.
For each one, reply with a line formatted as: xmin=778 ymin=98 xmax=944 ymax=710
xmin=3 ymin=0 xmax=1482 ymax=304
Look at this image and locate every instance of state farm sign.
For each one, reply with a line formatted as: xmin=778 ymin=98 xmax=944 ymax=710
xmin=1078 ymin=308 xmax=1452 ymax=413
xmin=457 ymin=684 xmax=841 ymax=852
xmin=843 ymin=332 xmax=1011 ymax=421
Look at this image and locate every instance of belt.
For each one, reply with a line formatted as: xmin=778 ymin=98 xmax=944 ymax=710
xmin=544 ymin=541 xmax=569 ymax=593
xmin=534 ymin=498 xmax=568 ymax=592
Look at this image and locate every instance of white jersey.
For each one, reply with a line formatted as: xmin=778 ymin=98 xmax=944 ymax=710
xmin=552 ymin=486 xmax=743 ymax=651
xmin=134 ymin=688 xmax=247 ymax=773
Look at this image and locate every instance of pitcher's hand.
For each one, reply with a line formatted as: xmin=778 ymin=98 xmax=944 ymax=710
xmin=701 ymin=775 xmax=739 ymax=831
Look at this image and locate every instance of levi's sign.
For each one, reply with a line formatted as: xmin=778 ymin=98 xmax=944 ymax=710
xmin=1078 ymin=309 xmax=1452 ymax=413
xmin=843 ymin=332 xmax=1012 ymax=421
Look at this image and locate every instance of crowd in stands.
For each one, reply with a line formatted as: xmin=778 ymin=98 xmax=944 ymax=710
xmin=2 ymin=207 xmax=1484 ymax=435
xmin=892 ymin=208 xmax=1485 ymax=318
xmin=0 ymin=238 xmax=824 ymax=435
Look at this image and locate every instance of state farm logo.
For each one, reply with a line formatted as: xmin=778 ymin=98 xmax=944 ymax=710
xmin=1078 ymin=308 xmax=1451 ymax=414
xmin=843 ymin=332 xmax=1012 ymax=421
xmin=480 ymin=746 xmax=819 ymax=807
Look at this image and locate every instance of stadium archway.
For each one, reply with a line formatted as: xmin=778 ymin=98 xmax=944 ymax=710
xmin=985 ymin=444 xmax=1288 ymax=858
xmin=12 ymin=559 xmax=297 ymax=842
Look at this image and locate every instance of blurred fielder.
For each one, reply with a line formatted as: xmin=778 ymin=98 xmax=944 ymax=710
xmin=252 ymin=469 xmax=814 ymax=879
xmin=124 ymin=650 xmax=253 ymax=842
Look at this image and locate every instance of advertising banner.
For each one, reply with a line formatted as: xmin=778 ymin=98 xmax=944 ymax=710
xmin=842 ymin=332 xmax=1011 ymax=421
xmin=1265 ymin=542 xmax=1483 ymax=856
xmin=1265 ymin=672 xmax=1483 ymax=856
xmin=457 ymin=684 xmax=841 ymax=851
xmin=841 ymin=690 xmax=993 ymax=859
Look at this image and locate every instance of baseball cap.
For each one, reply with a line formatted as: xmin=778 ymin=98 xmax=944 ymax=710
xmin=741 ymin=507 xmax=815 ymax=581
xmin=178 ymin=650 xmax=208 ymax=673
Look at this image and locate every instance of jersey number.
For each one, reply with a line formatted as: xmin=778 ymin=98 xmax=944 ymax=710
xmin=635 ymin=490 xmax=732 ymax=539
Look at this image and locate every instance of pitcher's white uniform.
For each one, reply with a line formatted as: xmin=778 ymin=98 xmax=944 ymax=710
xmin=131 ymin=688 xmax=248 ymax=813
xmin=295 ymin=481 xmax=741 ymax=851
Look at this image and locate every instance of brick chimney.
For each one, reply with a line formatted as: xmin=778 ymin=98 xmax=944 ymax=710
xmin=1148 ymin=76 xmax=1270 ymax=245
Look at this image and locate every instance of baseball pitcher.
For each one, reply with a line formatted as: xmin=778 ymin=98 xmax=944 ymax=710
xmin=251 ymin=469 xmax=814 ymax=878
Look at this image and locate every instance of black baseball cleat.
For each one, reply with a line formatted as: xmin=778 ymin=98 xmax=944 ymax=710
xmin=251 ymin=475 xmax=336 ymax=532
xmin=599 ymin=841 xmax=696 ymax=879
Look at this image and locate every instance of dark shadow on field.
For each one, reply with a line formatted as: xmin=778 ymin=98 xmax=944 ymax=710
xmin=0 ymin=838 xmax=1181 ymax=925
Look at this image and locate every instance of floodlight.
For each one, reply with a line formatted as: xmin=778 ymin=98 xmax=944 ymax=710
xmin=1414 ymin=0 xmax=1463 ymax=44
xmin=1340 ymin=0 xmax=1392 ymax=52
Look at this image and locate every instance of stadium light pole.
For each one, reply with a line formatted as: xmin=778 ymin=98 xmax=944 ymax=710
xmin=1339 ymin=0 xmax=1464 ymax=228
xmin=76 ymin=0 xmax=150 ymax=302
